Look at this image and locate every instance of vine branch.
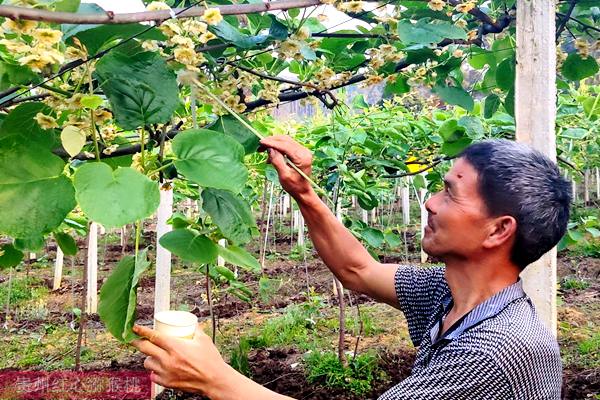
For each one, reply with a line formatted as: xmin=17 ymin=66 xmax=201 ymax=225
xmin=0 ymin=0 xmax=321 ymax=24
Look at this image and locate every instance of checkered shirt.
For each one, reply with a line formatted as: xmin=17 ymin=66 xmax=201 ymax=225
xmin=378 ymin=265 xmax=562 ymax=400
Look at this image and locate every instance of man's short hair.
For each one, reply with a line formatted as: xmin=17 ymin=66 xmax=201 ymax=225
xmin=460 ymin=139 xmax=572 ymax=270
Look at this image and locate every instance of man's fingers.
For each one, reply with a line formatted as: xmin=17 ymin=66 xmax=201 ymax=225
xmin=260 ymin=136 xmax=307 ymax=164
xmin=131 ymin=338 xmax=167 ymax=359
xmin=143 ymin=356 xmax=162 ymax=373
xmin=133 ymin=325 xmax=172 ymax=352
xmin=268 ymin=149 xmax=288 ymax=172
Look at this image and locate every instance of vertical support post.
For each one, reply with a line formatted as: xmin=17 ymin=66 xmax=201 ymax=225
xmin=154 ymin=185 xmax=173 ymax=315
xmin=596 ymin=167 xmax=600 ymax=199
xmin=401 ymin=178 xmax=411 ymax=226
xmin=53 ymin=246 xmax=64 ymax=291
xmin=419 ymin=188 xmax=428 ymax=264
xmin=86 ymin=222 xmax=98 ymax=314
xmin=516 ymin=0 xmax=557 ymax=333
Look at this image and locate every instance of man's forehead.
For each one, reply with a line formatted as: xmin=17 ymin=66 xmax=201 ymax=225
xmin=443 ymin=158 xmax=479 ymax=188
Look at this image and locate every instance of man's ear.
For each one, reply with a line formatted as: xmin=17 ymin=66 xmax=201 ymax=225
xmin=482 ymin=215 xmax=517 ymax=249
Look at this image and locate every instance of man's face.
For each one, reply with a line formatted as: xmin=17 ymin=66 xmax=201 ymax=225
xmin=422 ymin=157 xmax=493 ymax=261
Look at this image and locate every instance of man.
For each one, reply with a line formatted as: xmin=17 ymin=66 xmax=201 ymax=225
xmin=132 ymin=137 xmax=571 ymax=399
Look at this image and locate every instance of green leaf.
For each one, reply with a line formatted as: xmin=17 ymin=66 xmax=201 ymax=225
xmin=212 ymin=20 xmax=269 ymax=49
xmin=361 ymin=227 xmax=384 ymax=248
xmin=0 ymin=243 xmax=23 ymax=269
xmin=95 ymin=51 xmax=179 ymax=130
xmin=54 ymin=232 xmax=78 ymax=256
xmin=0 ymin=62 xmax=40 ymax=90
xmin=267 ymin=14 xmax=288 ymax=41
xmin=73 ymin=163 xmax=160 ymax=228
xmin=54 ymin=0 xmax=80 ymax=12
xmin=352 ymin=94 xmax=369 ymax=109
xmin=172 ymin=129 xmax=248 ymax=193
xmin=438 ymin=119 xmax=464 ymax=142
xmin=159 ymin=229 xmax=218 ymax=264
xmin=586 ymin=227 xmax=600 ymax=238
xmin=561 ymin=53 xmax=599 ymax=81
xmin=210 ymin=115 xmax=260 ymax=154
xmin=561 ymin=128 xmax=588 ymax=140
xmin=468 ymin=48 xmax=495 ymax=70
xmin=483 ymin=94 xmax=501 ymax=118
xmin=441 ymin=138 xmax=472 ymax=157
xmin=582 ymin=97 xmax=600 ymax=116
xmin=383 ymin=75 xmax=410 ymax=96
xmin=217 ymin=245 xmax=261 ymax=272
xmin=0 ymin=137 xmax=76 ymax=239
xmin=215 ymin=265 xmax=236 ymax=281
xmin=98 ymin=250 xmax=151 ymax=343
xmin=202 ymin=188 xmax=256 ymax=245
xmin=397 ymin=18 xmax=466 ymax=45
xmin=433 ymin=85 xmax=474 ymax=111
xmin=504 ymin=88 xmax=515 ymax=117
xmin=384 ymin=231 xmax=401 ymax=248
xmin=14 ymin=235 xmax=45 ymax=252
xmin=495 ymin=57 xmax=515 ymax=91
xmin=80 ymin=94 xmax=104 ymax=110
xmin=0 ymin=102 xmax=56 ymax=149
xmin=72 ymin=23 xmax=166 ymax=55
xmin=458 ymin=116 xmax=484 ymax=139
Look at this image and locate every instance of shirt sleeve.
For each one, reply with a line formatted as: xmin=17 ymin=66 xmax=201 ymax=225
xmin=378 ymin=351 xmax=513 ymax=400
xmin=394 ymin=265 xmax=448 ymax=346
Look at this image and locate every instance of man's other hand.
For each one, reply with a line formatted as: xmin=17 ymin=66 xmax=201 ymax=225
xmin=131 ymin=324 xmax=229 ymax=396
xmin=259 ymin=136 xmax=313 ymax=199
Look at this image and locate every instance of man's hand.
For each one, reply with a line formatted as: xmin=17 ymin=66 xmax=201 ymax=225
xmin=259 ymin=136 xmax=313 ymax=199
xmin=131 ymin=324 xmax=230 ymax=396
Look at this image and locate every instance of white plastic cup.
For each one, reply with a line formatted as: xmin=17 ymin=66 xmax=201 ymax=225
xmin=154 ymin=311 xmax=198 ymax=340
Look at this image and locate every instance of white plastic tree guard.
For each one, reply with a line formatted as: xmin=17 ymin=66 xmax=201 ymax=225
xmin=86 ymin=222 xmax=98 ymax=314
xmin=515 ymin=0 xmax=558 ymax=333
xmin=53 ymin=246 xmax=64 ymax=291
xmin=401 ymin=181 xmax=410 ymax=226
xmin=154 ymin=185 xmax=173 ymax=315
xmin=419 ymin=188 xmax=428 ymax=264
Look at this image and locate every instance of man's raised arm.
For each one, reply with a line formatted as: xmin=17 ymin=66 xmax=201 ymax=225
xmin=260 ymin=136 xmax=400 ymax=308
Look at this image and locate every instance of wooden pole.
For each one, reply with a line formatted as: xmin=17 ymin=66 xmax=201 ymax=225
xmin=154 ymin=185 xmax=173 ymax=314
xmin=86 ymin=222 xmax=98 ymax=314
xmin=53 ymin=246 xmax=64 ymax=291
xmin=515 ymin=0 xmax=557 ymax=333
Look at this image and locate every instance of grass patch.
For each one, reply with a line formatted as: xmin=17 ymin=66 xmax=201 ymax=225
xmin=0 ymin=276 xmax=48 ymax=309
xmin=305 ymin=350 xmax=384 ymax=395
xmin=561 ymin=276 xmax=591 ymax=291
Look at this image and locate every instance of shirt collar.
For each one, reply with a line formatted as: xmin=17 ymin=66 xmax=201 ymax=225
xmin=430 ymin=279 xmax=526 ymax=344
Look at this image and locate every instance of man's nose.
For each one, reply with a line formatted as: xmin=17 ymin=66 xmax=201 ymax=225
xmin=424 ymin=191 xmax=439 ymax=215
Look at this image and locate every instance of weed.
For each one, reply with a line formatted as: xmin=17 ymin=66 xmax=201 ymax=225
xmin=578 ymin=332 xmax=600 ymax=359
xmin=0 ymin=276 xmax=48 ymax=309
xmin=304 ymin=351 xmax=384 ymax=395
xmin=561 ymin=276 xmax=591 ymax=291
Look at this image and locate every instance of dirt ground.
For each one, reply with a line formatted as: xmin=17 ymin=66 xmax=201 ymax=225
xmin=0 ymin=228 xmax=598 ymax=400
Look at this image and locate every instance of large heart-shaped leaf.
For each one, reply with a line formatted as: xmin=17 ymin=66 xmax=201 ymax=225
xmin=172 ymin=129 xmax=248 ymax=193
xmin=98 ymin=250 xmax=151 ymax=343
xmin=95 ymin=51 xmax=179 ymax=130
xmin=202 ymin=188 xmax=256 ymax=245
xmin=397 ymin=18 xmax=466 ymax=45
xmin=0 ymin=137 xmax=76 ymax=239
xmin=73 ymin=163 xmax=160 ymax=228
xmin=159 ymin=229 xmax=218 ymax=264
xmin=210 ymin=116 xmax=260 ymax=154
xmin=71 ymin=23 xmax=166 ymax=55
xmin=0 ymin=102 xmax=57 ymax=149
xmin=217 ymin=244 xmax=261 ymax=272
